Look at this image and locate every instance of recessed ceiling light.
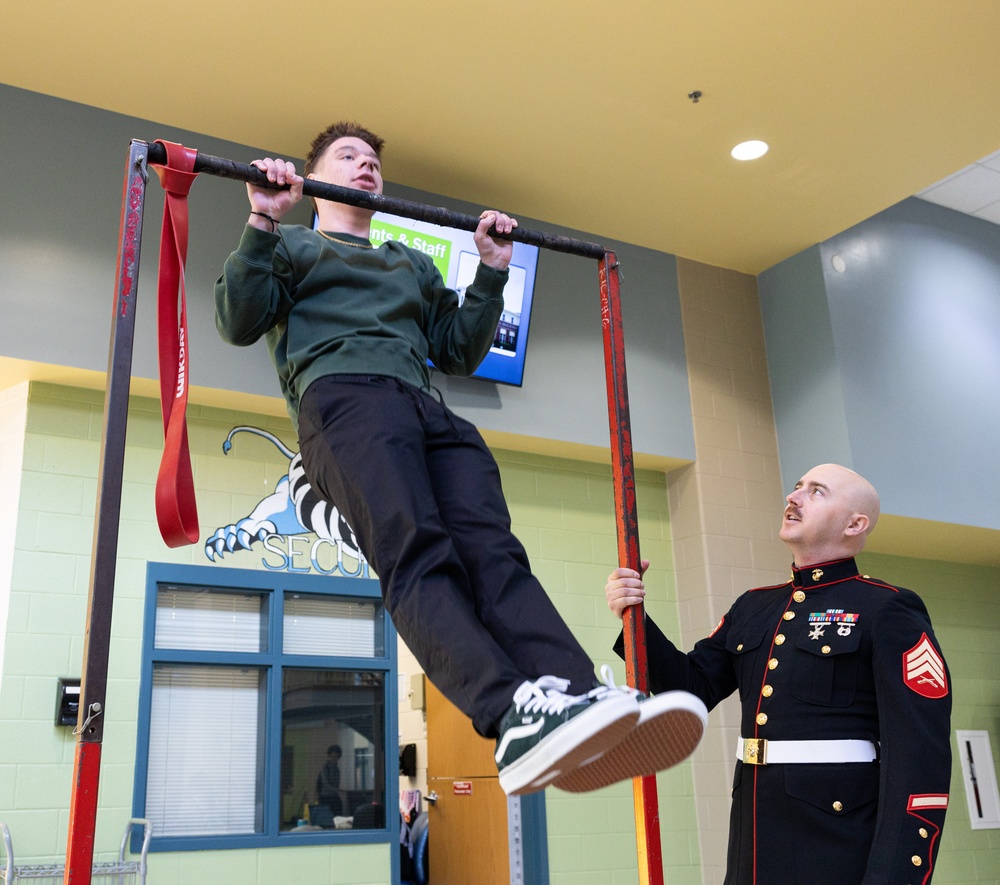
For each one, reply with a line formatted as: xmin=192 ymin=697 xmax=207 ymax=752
xmin=731 ymin=140 xmax=769 ymax=161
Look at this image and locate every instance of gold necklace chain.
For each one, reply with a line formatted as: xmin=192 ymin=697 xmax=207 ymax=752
xmin=317 ymin=230 xmax=374 ymax=249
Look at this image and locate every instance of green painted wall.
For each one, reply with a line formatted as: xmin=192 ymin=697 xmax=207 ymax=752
xmin=858 ymin=551 xmax=1000 ymax=885
xmin=0 ymin=383 xmax=386 ymax=883
xmin=0 ymin=382 xmax=699 ymax=884
xmin=10 ymin=383 xmax=996 ymax=883
xmin=495 ymin=448 xmax=700 ymax=885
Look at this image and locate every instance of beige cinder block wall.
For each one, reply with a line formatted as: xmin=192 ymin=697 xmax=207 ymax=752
xmin=668 ymin=258 xmax=789 ymax=883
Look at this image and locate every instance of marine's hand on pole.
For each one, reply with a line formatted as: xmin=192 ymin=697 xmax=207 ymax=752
xmin=606 ymin=559 xmax=649 ymax=619
xmin=247 ymin=158 xmax=304 ymax=229
xmin=475 ymin=210 xmax=517 ymax=270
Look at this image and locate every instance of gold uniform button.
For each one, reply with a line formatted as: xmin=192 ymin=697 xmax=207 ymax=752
xmin=783 ymin=611 xmax=795 ymax=621
xmin=756 ymin=713 xmax=768 ymax=725
xmin=736 ymin=643 xmax=744 ymax=651
xmin=775 ymin=634 xmax=786 ymax=645
xmin=912 ymin=856 xmax=922 ymax=867
xmin=822 ymin=645 xmax=832 ymax=654
xmin=768 ymin=658 xmax=779 ymax=670
xmin=919 ymin=828 xmax=928 ymax=839
xmin=793 ymin=590 xmax=806 ymax=603
xmin=762 ymin=685 xmax=773 ymax=697
xmin=832 ymin=801 xmax=843 ymax=812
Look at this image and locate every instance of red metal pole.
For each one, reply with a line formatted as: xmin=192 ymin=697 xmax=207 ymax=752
xmin=598 ymin=252 xmax=664 ymax=885
xmin=65 ymin=140 xmax=149 ymax=883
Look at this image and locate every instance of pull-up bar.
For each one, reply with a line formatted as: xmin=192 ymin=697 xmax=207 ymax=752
xmin=145 ymin=141 xmax=610 ymax=260
xmin=67 ymin=138 xmax=661 ymax=885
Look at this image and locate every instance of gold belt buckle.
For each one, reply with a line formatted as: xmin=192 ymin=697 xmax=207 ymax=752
xmin=743 ymin=738 xmax=767 ymax=765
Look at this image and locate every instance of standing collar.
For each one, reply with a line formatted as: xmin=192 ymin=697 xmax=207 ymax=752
xmin=790 ymin=557 xmax=860 ymax=588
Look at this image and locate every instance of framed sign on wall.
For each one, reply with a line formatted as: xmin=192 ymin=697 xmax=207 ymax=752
xmin=956 ymin=730 xmax=1000 ymax=829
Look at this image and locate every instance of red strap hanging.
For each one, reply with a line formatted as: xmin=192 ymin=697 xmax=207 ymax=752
xmin=150 ymin=141 xmax=200 ymax=547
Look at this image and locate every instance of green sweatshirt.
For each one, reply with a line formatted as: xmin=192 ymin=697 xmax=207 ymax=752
xmin=215 ymin=224 xmax=509 ymax=427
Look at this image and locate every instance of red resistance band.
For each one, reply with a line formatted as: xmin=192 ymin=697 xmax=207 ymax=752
xmin=150 ymin=141 xmax=200 ymax=547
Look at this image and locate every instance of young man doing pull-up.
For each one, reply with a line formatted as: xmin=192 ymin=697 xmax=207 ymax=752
xmin=215 ymin=121 xmax=704 ymax=795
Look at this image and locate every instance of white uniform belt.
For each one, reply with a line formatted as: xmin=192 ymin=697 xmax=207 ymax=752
xmin=737 ymin=737 xmax=878 ymax=765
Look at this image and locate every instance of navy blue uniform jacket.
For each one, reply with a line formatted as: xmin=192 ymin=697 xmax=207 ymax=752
xmin=615 ymin=557 xmax=951 ymax=884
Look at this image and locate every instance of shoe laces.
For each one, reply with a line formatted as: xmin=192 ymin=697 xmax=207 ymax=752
xmin=513 ymin=675 xmax=585 ymax=716
xmin=587 ymin=664 xmax=643 ymax=701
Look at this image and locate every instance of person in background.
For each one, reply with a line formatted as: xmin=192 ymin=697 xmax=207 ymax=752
xmin=605 ymin=463 xmax=951 ymax=883
xmin=316 ymin=744 xmax=343 ymax=817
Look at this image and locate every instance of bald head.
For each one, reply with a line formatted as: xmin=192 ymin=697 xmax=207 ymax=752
xmin=819 ymin=463 xmax=880 ymax=536
xmin=780 ymin=463 xmax=882 ymax=564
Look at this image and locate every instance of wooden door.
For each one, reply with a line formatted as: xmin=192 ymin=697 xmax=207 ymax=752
xmin=425 ymin=681 xmax=510 ymax=884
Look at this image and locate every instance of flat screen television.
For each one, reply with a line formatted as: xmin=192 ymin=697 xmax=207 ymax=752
xmin=312 ymin=209 xmax=539 ymax=386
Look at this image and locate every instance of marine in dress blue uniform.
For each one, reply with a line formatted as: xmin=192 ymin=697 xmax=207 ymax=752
xmin=607 ymin=464 xmax=952 ymax=884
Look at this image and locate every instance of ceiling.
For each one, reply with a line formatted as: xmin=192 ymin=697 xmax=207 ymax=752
xmin=917 ymin=148 xmax=1000 ymax=224
xmin=3 ymin=2 xmax=1000 ymax=273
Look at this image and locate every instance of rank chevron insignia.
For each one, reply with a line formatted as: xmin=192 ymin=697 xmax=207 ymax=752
xmin=903 ymin=633 xmax=949 ymax=698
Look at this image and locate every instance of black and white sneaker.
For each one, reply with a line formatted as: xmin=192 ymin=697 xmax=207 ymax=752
xmin=495 ymin=669 xmax=640 ymax=796
xmin=553 ymin=689 xmax=707 ymax=793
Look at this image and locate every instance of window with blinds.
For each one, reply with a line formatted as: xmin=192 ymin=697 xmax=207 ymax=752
xmin=155 ymin=586 xmax=267 ymax=652
xmin=135 ymin=565 xmax=391 ymax=851
xmin=146 ymin=665 xmax=264 ymax=836
xmin=283 ymin=593 xmax=380 ymax=657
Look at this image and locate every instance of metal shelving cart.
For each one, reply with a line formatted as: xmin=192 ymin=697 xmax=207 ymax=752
xmin=1 ymin=819 xmax=150 ymax=885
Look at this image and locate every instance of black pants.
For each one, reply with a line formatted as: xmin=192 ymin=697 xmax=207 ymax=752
xmin=297 ymin=375 xmax=596 ymax=737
